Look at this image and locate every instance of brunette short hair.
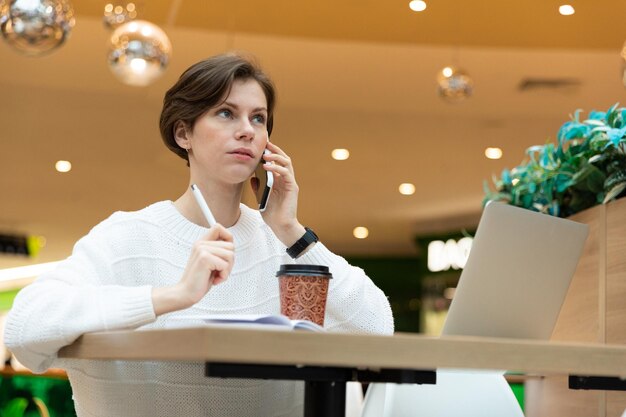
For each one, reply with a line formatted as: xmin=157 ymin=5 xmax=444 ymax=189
xmin=159 ymin=53 xmax=276 ymax=164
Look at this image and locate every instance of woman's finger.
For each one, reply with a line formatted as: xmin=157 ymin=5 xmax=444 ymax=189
xmin=263 ymin=153 xmax=293 ymax=169
xmin=207 ymin=257 xmax=232 ymax=285
xmin=194 ymin=247 xmax=234 ymax=263
xmin=193 ymin=240 xmax=235 ymax=251
xmin=202 ymin=223 xmax=234 ymax=242
xmin=197 ymin=251 xmax=233 ymax=284
xmin=264 ymin=163 xmax=292 ymax=178
xmin=265 ymin=141 xmax=288 ymax=157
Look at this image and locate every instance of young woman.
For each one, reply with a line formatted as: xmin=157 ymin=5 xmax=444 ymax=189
xmin=4 ymin=53 xmax=393 ymax=417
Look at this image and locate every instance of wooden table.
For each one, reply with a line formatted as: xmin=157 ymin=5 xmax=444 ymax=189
xmin=59 ymin=326 xmax=626 ymax=416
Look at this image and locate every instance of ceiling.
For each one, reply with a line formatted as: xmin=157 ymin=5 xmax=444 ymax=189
xmin=1 ymin=0 xmax=626 ymax=272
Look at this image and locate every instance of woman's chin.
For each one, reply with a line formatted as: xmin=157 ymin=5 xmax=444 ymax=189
xmin=224 ymin=172 xmax=255 ymax=186
xmin=190 ymin=165 xmax=255 ymax=188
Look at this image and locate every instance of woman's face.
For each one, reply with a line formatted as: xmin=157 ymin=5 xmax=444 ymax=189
xmin=185 ymin=78 xmax=269 ymax=185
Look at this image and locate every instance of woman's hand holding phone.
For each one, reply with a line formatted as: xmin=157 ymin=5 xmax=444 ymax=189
xmin=252 ymin=149 xmax=273 ymax=211
xmin=256 ymin=141 xmax=307 ymax=248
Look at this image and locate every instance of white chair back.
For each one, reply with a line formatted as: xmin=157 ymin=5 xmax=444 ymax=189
xmin=362 ymin=370 xmax=524 ymax=417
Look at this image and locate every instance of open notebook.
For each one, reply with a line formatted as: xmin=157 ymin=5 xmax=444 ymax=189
xmin=168 ymin=314 xmax=324 ymax=332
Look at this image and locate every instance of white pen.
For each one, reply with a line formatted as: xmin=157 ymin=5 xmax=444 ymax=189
xmin=190 ymin=184 xmax=217 ymax=227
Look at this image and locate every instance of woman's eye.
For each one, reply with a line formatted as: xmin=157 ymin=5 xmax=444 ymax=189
xmin=217 ymin=109 xmax=232 ymax=118
xmin=252 ymin=114 xmax=266 ymax=124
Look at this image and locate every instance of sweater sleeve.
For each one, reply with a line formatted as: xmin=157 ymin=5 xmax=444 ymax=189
xmin=296 ymin=243 xmax=394 ymax=335
xmin=3 ymin=228 xmax=156 ymax=373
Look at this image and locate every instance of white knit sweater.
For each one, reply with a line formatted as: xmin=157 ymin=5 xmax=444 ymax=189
xmin=4 ymin=201 xmax=394 ymax=417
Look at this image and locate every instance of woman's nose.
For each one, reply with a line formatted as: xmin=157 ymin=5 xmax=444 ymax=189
xmin=236 ymin=118 xmax=255 ymax=140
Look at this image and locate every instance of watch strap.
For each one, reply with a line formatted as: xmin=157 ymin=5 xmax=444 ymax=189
xmin=286 ymin=227 xmax=319 ymax=259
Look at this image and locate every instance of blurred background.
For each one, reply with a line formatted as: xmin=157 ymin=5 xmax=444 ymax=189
xmin=1 ymin=1 xmax=625 ymax=413
xmin=0 ymin=0 xmax=625 ymax=333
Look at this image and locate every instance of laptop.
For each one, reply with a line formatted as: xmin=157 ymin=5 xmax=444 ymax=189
xmin=442 ymin=201 xmax=589 ymax=340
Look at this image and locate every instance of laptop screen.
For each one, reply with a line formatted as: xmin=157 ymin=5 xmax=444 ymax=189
xmin=442 ymin=202 xmax=588 ymax=340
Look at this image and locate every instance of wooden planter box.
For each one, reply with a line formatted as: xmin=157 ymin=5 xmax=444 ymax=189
xmin=525 ymin=197 xmax=626 ymax=417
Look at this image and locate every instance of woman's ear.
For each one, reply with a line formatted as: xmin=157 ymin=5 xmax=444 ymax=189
xmin=173 ymin=121 xmax=191 ymax=150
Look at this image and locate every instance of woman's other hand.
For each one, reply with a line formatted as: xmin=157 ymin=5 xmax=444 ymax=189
xmin=256 ymin=141 xmax=306 ymax=247
xmin=152 ymin=224 xmax=234 ymax=316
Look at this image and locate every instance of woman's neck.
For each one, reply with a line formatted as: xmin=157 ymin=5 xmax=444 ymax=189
xmin=174 ymin=180 xmax=244 ymax=228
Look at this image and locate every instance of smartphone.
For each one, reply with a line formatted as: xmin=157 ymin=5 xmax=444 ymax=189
xmin=254 ymin=149 xmax=273 ymax=211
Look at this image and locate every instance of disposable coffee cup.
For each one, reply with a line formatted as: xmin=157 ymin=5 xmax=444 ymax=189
xmin=276 ymin=264 xmax=333 ymax=326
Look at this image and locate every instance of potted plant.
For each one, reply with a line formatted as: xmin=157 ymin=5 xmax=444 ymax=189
xmin=483 ymin=103 xmax=626 ymax=217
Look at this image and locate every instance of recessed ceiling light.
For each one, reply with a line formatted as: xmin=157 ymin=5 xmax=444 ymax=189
xmin=559 ymin=4 xmax=575 ymax=15
xmin=331 ymin=149 xmax=350 ymax=160
xmin=353 ymin=227 xmax=369 ymax=239
xmin=409 ymin=0 xmax=427 ymax=12
xmin=55 ymin=160 xmax=72 ymax=172
xmin=484 ymin=147 xmax=503 ymax=160
xmin=398 ymin=183 xmax=416 ymax=195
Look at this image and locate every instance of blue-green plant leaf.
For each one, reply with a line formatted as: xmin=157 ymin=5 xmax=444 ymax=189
xmin=501 ymin=169 xmax=511 ymax=186
xmin=482 ymin=180 xmax=492 ymax=194
xmin=606 ymin=127 xmax=626 ymax=147
xmin=607 ymin=103 xmax=620 ymax=126
xmin=526 ymin=145 xmax=544 ymax=161
xmin=556 ymin=176 xmax=572 ymax=192
xmin=558 ymin=122 xmax=590 ymax=141
xmin=588 ymin=110 xmax=606 ymax=121
xmin=522 ymin=193 xmax=533 ymax=208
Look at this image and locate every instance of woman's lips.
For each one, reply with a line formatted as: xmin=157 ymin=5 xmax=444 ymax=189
xmin=229 ymin=148 xmax=254 ymax=161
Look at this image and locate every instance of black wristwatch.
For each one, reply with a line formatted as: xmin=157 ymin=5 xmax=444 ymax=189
xmin=286 ymin=227 xmax=319 ymax=259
